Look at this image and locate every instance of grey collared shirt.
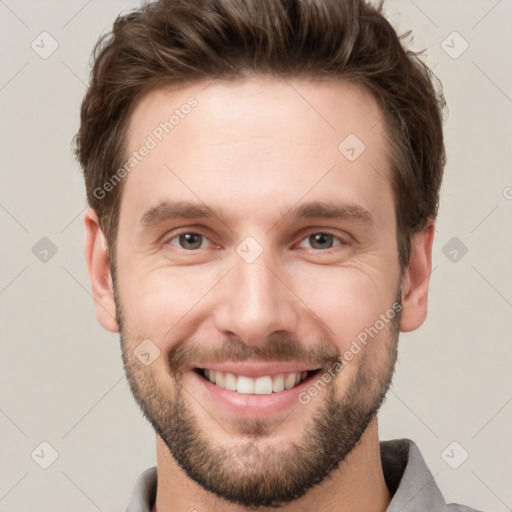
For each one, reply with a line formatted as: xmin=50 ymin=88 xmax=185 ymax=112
xmin=126 ymin=438 xmax=483 ymax=511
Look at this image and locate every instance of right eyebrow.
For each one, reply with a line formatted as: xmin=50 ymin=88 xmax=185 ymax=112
xmin=138 ymin=201 xmax=219 ymax=229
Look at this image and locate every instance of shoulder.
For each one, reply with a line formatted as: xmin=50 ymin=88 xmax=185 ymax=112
xmin=126 ymin=467 xmax=157 ymax=512
xmin=446 ymin=504 xmax=486 ymax=512
xmin=381 ymin=439 xmax=487 ymax=512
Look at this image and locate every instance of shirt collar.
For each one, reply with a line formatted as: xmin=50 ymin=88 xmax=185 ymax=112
xmin=381 ymin=438 xmax=448 ymax=511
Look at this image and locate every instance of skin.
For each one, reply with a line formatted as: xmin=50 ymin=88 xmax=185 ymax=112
xmin=84 ymin=77 xmax=434 ymax=512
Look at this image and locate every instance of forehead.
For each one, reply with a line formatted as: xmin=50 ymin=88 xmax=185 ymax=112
xmin=120 ymin=77 xmax=393 ymax=229
xmin=127 ymin=77 xmax=385 ymax=151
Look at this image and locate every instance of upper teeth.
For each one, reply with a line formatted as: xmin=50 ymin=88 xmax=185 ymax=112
xmin=203 ymin=369 xmax=309 ymax=395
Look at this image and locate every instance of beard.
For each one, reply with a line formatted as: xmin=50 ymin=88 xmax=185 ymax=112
xmin=113 ymin=275 xmax=401 ymax=508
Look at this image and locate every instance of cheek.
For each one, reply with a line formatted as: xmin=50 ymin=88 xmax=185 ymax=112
xmin=117 ymin=265 xmax=217 ymax=343
xmin=290 ymin=263 xmax=398 ymax=352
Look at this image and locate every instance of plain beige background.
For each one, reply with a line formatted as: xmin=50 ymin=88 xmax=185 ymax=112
xmin=1 ymin=0 xmax=511 ymax=510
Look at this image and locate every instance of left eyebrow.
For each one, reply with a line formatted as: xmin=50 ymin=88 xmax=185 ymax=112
xmin=280 ymin=201 xmax=373 ymax=224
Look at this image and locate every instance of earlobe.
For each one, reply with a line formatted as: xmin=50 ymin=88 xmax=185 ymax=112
xmin=399 ymin=223 xmax=435 ymax=333
xmin=84 ymin=207 xmax=119 ymax=333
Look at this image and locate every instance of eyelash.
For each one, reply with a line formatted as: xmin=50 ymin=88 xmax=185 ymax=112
xmin=161 ymin=229 xmax=348 ymax=252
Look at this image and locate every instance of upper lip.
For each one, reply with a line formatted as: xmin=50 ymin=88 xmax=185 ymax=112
xmin=194 ymin=362 xmax=321 ymax=378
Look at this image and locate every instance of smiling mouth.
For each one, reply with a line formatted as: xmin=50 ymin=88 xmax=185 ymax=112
xmin=194 ymin=368 xmax=321 ymax=395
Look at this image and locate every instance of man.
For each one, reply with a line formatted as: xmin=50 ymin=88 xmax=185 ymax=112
xmin=75 ymin=0 xmax=483 ymax=510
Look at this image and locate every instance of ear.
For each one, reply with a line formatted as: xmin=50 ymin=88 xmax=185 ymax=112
xmin=84 ymin=207 xmax=119 ymax=333
xmin=399 ymin=223 xmax=435 ymax=333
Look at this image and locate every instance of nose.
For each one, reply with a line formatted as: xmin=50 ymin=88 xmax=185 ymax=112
xmin=213 ymin=246 xmax=300 ymax=348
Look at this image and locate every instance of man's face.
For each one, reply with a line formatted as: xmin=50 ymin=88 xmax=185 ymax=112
xmin=112 ymin=78 xmax=403 ymax=507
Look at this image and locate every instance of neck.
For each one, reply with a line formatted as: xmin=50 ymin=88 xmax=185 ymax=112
xmin=151 ymin=417 xmax=391 ymax=512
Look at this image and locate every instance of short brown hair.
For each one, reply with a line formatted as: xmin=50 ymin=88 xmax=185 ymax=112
xmin=74 ymin=0 xmax=446 ymax=271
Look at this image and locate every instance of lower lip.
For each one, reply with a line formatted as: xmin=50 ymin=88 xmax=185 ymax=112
xmin=191 ymin=370 xmax=318 ymax=418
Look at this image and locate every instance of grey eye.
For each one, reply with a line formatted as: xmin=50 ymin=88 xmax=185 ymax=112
xmin=307 ymin=233 xmax=336 ymax=250
xmin=171 ymin=233 xmax=205 ymax=250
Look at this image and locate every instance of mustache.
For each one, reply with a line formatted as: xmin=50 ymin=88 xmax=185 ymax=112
xmin=167 ymin=334 xmax=341 ymax=375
